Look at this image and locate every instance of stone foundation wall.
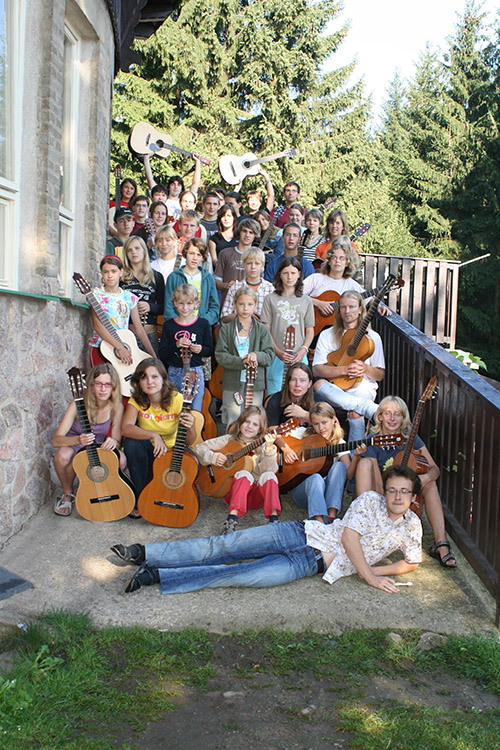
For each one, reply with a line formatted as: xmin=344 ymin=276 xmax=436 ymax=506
xmin=0 ymin=294 xmax=91 ymax=545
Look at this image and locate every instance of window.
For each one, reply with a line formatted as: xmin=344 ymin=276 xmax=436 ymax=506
xmin=57 ymin=23 xmax=80 ymax=296
xmin=0 ymin=0 xmax=22 ymax=289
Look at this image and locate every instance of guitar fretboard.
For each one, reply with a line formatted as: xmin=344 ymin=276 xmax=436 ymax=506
xmin=74 ymin=398 xmax=101 ymax=468
xmin=345 ymin=276 xmax=395 ymax=357
xmin=85 ymin=291 xmax=124 ymax=347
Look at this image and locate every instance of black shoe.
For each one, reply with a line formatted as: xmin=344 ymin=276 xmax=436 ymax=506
xmin=111 ymin=543 xmax=145 ymax=565
xmin=125 ymin=562 xmax=160 ymax=593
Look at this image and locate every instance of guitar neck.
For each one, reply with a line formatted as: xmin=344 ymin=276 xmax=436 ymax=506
xmin=74 ymin=398 xmax=101 ymax=467
xmin=401 ymin=403 xmax=425 ymax=466
xmin=258 ymin=215 xmax=278 ymax=249
xmin=245 ymin=151 xmax=291 ymax=168
xmin=86 ymin=291 xmax=124 ymax=346
xmin=308 ymin=435 xmax=377 ymax=459
xmin=345 ymin=282 xmax=391 ymax=357
xmin=169 ymin=403 xmax=191 ymax=470
xmin=244 ymin=383 xmax=255 ymax=409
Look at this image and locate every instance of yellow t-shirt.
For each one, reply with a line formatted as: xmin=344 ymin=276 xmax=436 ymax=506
xmin=128 ymin=392 xmax=183 ymax=448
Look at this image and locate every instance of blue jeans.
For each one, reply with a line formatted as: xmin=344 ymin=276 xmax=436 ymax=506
xmin=168 ymin=365 xmax=204 ymax=412
xmin=315 ymin=382 xmax=377 ymax=420
xmin=145 ymin=521 xmax=322 ymax=593
xmin=292 ymin=460 xmax=347 ymax=519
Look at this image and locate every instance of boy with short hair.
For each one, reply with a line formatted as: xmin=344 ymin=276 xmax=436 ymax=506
xmin=221 ymin=247 xmax=274 ymax=322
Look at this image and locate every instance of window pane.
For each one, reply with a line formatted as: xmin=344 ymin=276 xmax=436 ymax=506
xmin=60 ymin=31 xmax=74 ymax=210
xmin=0 ymin=0 xmax=11 ymax=179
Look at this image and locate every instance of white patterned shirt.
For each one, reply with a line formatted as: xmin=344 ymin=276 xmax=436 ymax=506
xmin=220 ymin=278 xmax=275 ymax=319
xmin=304 ymin=491 xmax=422 ymax=585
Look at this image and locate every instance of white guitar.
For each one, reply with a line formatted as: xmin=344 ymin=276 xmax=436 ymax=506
xmin=73 ymin=273 xmax=149 ymax=398
xmin=129 ymin=121 xmax=211 ymax=165
xmin=219 ymin=148 xmax=296 ymax=185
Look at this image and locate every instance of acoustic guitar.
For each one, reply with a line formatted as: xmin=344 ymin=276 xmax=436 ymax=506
xmin=197 ymin=418 xmax=299 ymax=498
xmin=277 ymin=432 xmax=405 ymax=492
xmin=66 ymin=368 xmax=135 ymax=522
xmin=326 ymin=274 xmax=402 ymax=390
xmin=137 ymin=372 xmax=200 ymax=527
xmin=393 ymin=376 xmax=439 ymax=516
xmin=73 ymin=273 xmax=149 ymax=398
xmin=312 ymin=279 xmax=404 ymax=338
xmin=219 ymin=148 xmax=296 ymax=185
xmin=129 ymin=121 xmax=211 ymax=165
xmin=258 ymin=206 xmax=285 ymax=252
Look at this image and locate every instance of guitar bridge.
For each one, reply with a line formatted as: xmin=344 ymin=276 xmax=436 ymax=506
xmin=90 ymin=494 xmax=120 ymax=504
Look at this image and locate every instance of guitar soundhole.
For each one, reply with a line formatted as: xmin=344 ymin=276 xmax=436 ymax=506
xmin=157 ymin=139 xmax=165 ymax=148
xmin=87 ymin=464 xmax=108 ymax=482
xmin=162 ymin=469 xmax=184 ymax=488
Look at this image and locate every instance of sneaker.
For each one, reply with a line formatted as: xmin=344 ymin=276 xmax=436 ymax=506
xmin=125 ymin=562 xmax=160 ymax=593
xmin=221 ymin=517 xmax=238 ymax=535
xmin=268 ymin=515 xmax=279 ymax=523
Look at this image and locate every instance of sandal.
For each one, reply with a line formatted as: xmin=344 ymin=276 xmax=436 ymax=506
xmin=128 ymin=507 xmax=142 ymax=519
xmin=429 ymin=540 xmax=457 ymax=568
xmin=54 ymin=493 xmax=75 ymax=517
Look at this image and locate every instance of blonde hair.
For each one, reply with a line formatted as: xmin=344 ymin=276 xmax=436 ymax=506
xmin=85 ymin=364 xmax=121 ymax=425
xmin=330 ymin=291 xmax=366 ymax=348
xmin=155 ymin=226 xmax=178 ymax=243
xmin=371 ymin=396 xmax=412 ymax=437
xmin=307 ymin=402 xmax=344 ymax=443
xmin=233 ymin=285 xmax=258 ymax=307
xmin=171 ymin=283 xmax=200 ymax=307
xmin=242 ymin=247 xmax=265 ymax=266
xmin=229 ymin=405 xmax=267 ymax=442
xmin=122 ymin=236 xmax=155 ymax=285
xmin=321 ymin=236 xmax=360 ymax=278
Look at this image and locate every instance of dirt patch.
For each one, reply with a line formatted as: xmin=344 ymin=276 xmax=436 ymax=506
xmin=110 ymin=636 xmax=500 ymax=750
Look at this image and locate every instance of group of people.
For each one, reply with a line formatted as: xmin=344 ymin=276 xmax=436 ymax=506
xmin=51 ymin=158 xmax=457 ymax=598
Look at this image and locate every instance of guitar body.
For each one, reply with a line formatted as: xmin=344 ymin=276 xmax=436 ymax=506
xmin=313 ymin=291 xmax=340 ymax=337
xmin=326 ymin=329 xmax=375 ymax=391
xmin=201 ymin=388 xmax=217 ymax=440
xmin=197 ymin=440 xmax=254 ymax=498
xmin=277 ymin=434 xmax=329 ymax=491
xmin=99 ymin=328 xmax=150 ymax=398
xmin=219 ymin=152 xmax=260 ymax=184
xmin=72 ymin=448 xmax=135 ymax=522
xmin=208 ymin=364 xmax=224 ymax=401
xmin=129 ymin=121 xmax=173 ymax=159
xmin=137 ymin=450 xmax=200 ymax=527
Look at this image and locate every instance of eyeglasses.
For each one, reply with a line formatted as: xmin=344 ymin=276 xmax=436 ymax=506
xmin=94 ymin=382 xmax=113 ymax=389
xmin=382 ymin=411 xmax=403 ymax=418
xmin=385 ymin=488 xmax=413 ymax=496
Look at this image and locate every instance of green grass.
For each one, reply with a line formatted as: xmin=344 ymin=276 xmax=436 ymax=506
xmin=1 ymin=613 xmax=499 ymax=749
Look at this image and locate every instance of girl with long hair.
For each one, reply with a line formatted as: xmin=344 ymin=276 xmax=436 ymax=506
xmin=121 ymin=357 xmax=195 ymax=516
xmin=52 ymin=364 xmax=125 ymax=516
xmin=194 ymin=405 xmax=281 ymax=534
xmin=300 ymin=208 xmax=325 ymax=262
xmin=208 ymin=203 xmax=238 ymax=264
xmin=89 ymin=256 xmax=156 ymax=367
xmin=121 ymin=236 xmax=165 ymax=354
xmin=260 ymin=257 xmax=315 ymax=396
xmin=291 ymin=402 xmax=359 ymax=522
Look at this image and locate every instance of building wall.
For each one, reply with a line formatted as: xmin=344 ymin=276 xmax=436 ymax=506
xmin=0 ymin=0 xmax=116 ymax=545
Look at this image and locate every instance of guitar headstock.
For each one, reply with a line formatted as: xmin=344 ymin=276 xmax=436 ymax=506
xmin=321 ymin=196 xmax=337 ymax=211
xmin=67 ymin=367 xmax=86 ymax=400
xmin=144 ymin=218 xmax=156 ymax=237
xmin=181 ymin=345 xmax=192 ymax=367
xmin=192 ymin=152 xmax=211 ymax=166
xmin=283 ymin=148 xmax=296 ymax=158
xmin=273 ymin=417 xmax=300 ymax=436
xmin=351 ymin=222 xmax=370 ymax=240
xmin=421 ymin=376 xmax=438 ymax=403
xmin=181 ymin=371 xmax=199 ymax=406
xmin=73 ymin=272 xmax=92 ymax=296
xmin=373 ymin=433 xmax=405 ymax=448
xmin=245 ymin=362 xmax=257 ymax=385
xmin=114 ymin=164 xmax=123 ymax=181
xmin=283 ymin=325 xmax=296 ymax=352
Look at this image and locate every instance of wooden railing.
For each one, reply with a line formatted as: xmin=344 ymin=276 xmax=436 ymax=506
xmin=372 ymin=312 xmax=500 ymax=625
xmin=359 ymin=254 xmax=460 ymax=348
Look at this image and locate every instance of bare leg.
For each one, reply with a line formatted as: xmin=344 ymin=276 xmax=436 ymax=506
xmin=355 ymin=457 xmax=382 ymax=496
xmin=53 ymin=447 xmax=76 ymax=496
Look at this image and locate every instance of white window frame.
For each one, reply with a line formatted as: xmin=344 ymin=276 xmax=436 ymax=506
xmin=0 ymin=0 xmax=24 ymax=290
xmin=57 ymin=21 xmax=80 ymax=297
